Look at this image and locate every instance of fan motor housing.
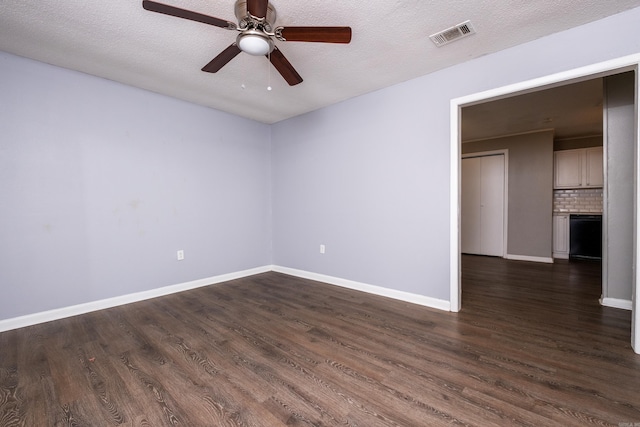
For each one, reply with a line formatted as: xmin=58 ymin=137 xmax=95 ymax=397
xmin=234 ymin=0 xmax=277 ymax=30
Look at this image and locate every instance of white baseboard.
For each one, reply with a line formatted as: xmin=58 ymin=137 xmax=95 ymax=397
xmin=553 ymin=253 xmax=569 ymax=260
xmin=272 ymin=265 xmax=451 ymax=312
xmin=600 ymin=297 xmax=633 ymax=310
xmin=1 ymin=265 xmax=452 ymax=333
xmin=505 ymin=254 xmax=554 ymax=264
xmin=0 ymin=265 xmax=272 ymax=333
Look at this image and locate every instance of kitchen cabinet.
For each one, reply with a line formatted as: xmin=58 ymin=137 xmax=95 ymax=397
xmin=554 ymin=147 xmax=603 ymax=189
xmin=584 ymin=147 xmax=604 ymax=187
xmin=553 ymin=214 xmax=570 ymax=259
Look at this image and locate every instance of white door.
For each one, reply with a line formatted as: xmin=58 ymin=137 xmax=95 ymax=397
xmin=461 ymin=157 xmax=483 ymax=254
xmin=462 ymin=154 xmax=505 ymax=257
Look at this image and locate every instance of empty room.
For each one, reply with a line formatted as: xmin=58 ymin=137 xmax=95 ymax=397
xmin=1 ymin=1 xmax=640 ymax=426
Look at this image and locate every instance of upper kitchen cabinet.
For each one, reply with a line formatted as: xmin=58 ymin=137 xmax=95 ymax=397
xmin=554 ymin=147 xmax=603 ymax=189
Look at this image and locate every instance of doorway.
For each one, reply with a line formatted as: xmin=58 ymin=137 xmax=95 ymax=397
xmin=449 ymin=55 xmax=640 ymax=353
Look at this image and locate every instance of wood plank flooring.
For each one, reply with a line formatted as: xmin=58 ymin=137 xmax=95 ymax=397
xmin=1 ymin=255 xmax=639 ymax=426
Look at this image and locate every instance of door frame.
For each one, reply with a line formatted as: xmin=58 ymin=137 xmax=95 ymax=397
xmin=461 ymin=150 xmax=509 ymax=258
xmin=449 ymin=53 xmax=640 ymax=354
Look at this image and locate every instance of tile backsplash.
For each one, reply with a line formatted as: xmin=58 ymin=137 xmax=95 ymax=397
xmin=553 ymin=188 xmax=603 ymax=213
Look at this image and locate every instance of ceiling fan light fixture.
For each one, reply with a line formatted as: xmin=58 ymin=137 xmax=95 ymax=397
xmin=237 ymin=31 xmax=273 ymax=56
xmin=142 ymin=0 xmax=351 ymax=86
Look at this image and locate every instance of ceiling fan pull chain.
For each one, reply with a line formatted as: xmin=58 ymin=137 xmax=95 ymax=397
xmin=241 ymin=51 xmax=247 ymax=89
xmin=267 ymin=50 xmax=272 ymax=91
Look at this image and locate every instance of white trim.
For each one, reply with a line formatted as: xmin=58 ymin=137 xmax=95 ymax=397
xmin=633 ymin=64 xmax=640 ymax=353
xmin=463 ymin=128 xmax=556 ymax=144
xmin=450 ymin=53 xmax=640 ymax=353
xmin=0 ymin=265 xmax=272 ymax=333
xmin=461 ymin=150 xmax=508 ymax=157
xmin=601 ymin=297 xmax=633 ymax=311
xmin=505 ymin=254 xmax=554 ymax=264
xmin=450 ymin=100 xmax=462 ymax=312
xmin=1 ymin=264 xmax=453 ymax=333
xmin=273 ymin=265 xmax=451 ymax=312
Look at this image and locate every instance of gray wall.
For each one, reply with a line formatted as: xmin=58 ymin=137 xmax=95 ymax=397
xmin=462 ymin=131 xmax=554 ymax=259
xmin=271 ymin=7 xmax=640 ymax=301
xmin=604 ymin=72 xmax=636 ymax=301
xmin=0 ymin=52 xmax=272 ymax=321
xmin=271 ymin=91 xmax=447 ymax=296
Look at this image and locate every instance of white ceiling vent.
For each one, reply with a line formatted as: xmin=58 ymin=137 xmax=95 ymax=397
xmin=430 ymin=20 xmax=476 ymax=47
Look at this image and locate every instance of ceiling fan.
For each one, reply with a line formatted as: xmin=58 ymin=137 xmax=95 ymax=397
xmin=142 ymin=0 xmax=352 ymax=86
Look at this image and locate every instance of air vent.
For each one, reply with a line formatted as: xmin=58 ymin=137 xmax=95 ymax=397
xmin=430 ymin=20 xmax=476 ymax=47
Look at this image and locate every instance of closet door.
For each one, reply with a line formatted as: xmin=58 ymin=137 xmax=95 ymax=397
xmin=461 ymin=154 xmax=505 ymax=257
xmin=461 ymin=157 xmax=483 ymax=254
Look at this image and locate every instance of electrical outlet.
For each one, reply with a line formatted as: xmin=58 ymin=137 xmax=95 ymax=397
xmin=320 ymin=244 xmax=325 ymax=254
xmin=177 ymin=250 xmax=184 ymax=261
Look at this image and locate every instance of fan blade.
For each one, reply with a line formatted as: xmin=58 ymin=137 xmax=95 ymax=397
xmin=277 ymin=26 xmax=352 ymax=43
xmin=247 ymin=0 xmax=268 ymax=19
xmin=142 ymin=0 xmax=236 ymax=29
xmin=268 ymin=47 xmax=303 ymax=86
xmin=202 ymin=44 xmax=242 ymax=73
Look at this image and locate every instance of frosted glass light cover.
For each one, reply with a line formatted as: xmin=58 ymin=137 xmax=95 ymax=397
xmin=238 ymin=35 xmax=270 ymax=56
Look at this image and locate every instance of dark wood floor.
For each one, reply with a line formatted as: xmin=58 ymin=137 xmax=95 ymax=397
xmin=1 ymin=256 xmax=639 ymax=426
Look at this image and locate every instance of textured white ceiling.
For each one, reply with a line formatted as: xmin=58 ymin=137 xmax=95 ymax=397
xmin=1 ymin=1 xmax=640 ymax=124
